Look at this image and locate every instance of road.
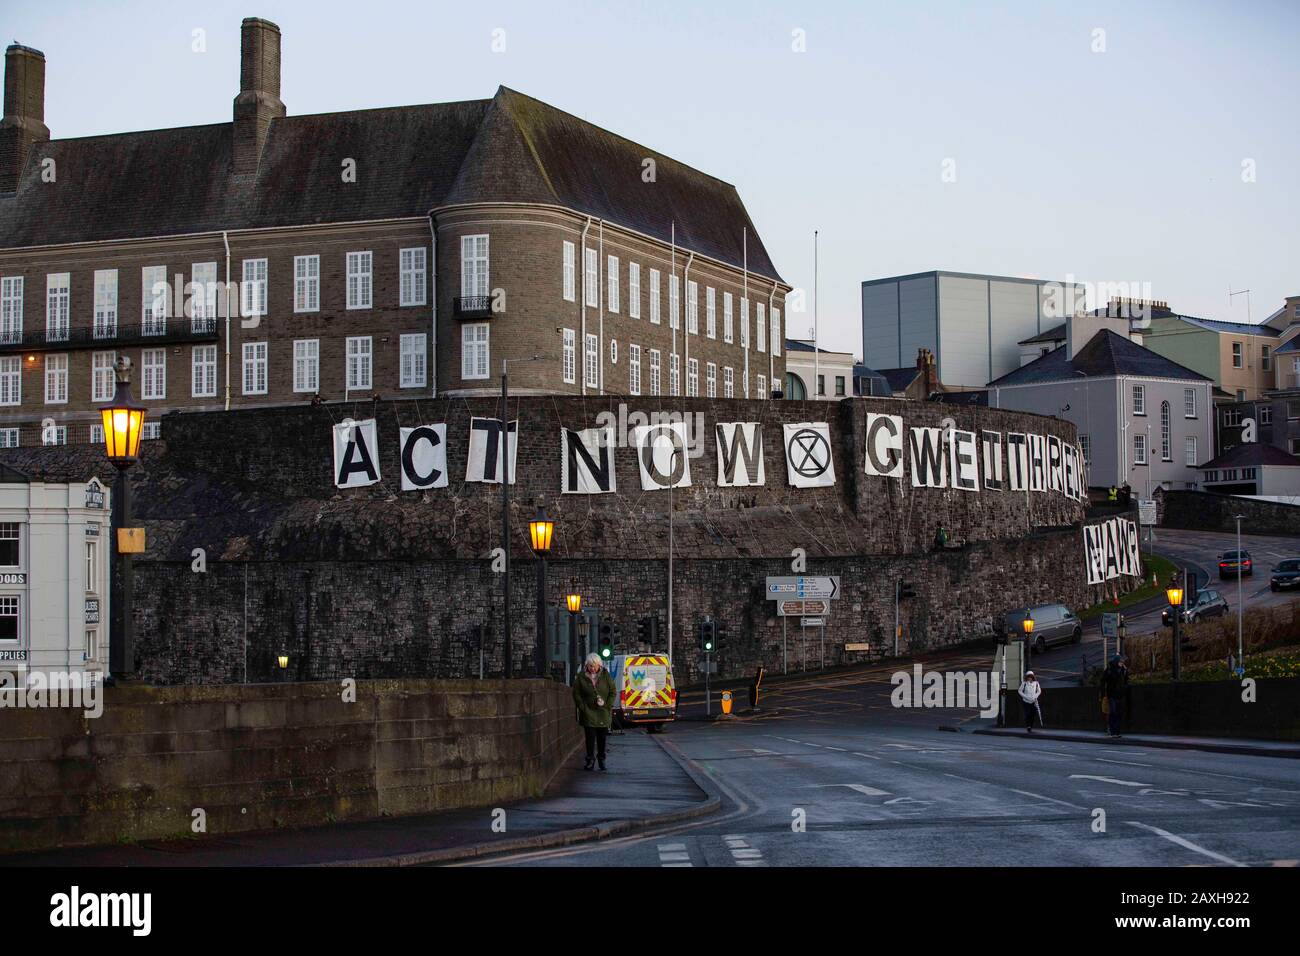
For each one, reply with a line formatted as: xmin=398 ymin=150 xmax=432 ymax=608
xmin=466 ymin=670 xmax=1300 ymax=868
xmin=1025 ymin=527 xmax=1300 ymax=685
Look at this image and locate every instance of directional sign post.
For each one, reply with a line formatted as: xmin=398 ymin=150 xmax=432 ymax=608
xmin=766 ymin=576 xmax=840 ymax=601
xmin=778 ymin=599 xmax=829 ymax=617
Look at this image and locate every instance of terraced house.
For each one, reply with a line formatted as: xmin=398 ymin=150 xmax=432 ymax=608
xmin=0 ymin=17 xmax=787 ymax=447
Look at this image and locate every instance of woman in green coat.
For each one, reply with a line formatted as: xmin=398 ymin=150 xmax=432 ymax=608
xmin=572 ymin=653 xmax=617 ymax=771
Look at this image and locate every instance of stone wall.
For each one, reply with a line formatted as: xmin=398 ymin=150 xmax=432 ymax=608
xmin=0 ymin=678 xmax=580 ymax=854
xmin=1157 ymin=488 xmax=1300 ymax=536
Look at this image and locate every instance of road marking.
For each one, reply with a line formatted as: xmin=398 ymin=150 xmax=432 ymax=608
xmin=1009 ymin=788 xmax=1090 ymax=811
xmin=824 ymin=746 xmax=847 ymax=752
xmin=722 ymin=835 xmax=765 ymax=866
xmin=851 ymin=752 xmax=882 ymax=760
xmin=1069 ymin=774 xmax=1153 ymax=787
xmin=1124 ymin=821 xmax=1247 ymax=868
xmin=657 ymin=843 xmax=692 ymax=867
xmin=1095 ymin=757 xmax=1155 ymax=768
xmin=805 ymin=783 xmax=891 ymax=797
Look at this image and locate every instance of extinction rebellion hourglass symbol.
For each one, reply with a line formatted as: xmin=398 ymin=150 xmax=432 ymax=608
xmin=789 ymin=427 xmax=831 ymax=480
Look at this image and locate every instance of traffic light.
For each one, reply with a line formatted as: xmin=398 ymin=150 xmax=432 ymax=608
xmin=699 ymin=618 xmax=716 ymax=654
xmin=636 ymin=617 xmax=650 ymax=644
xmin=715 ymin=620 xmax=729 ymax=651
xmin=899 ymin=581 xmax=917 ymax=599
xmin=598 ymin=621 xmax=615 ymax=660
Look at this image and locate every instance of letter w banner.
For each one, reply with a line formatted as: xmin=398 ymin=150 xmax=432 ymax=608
xmin=716 ymin=422 xmax=765 ymax=487
xmin=561 ymin=427 xmax=616 ymax=494
xmin=633 ymin=421 xmax=692 ymax=490
xmin=333 ymin=418 xmax=381 ymax=489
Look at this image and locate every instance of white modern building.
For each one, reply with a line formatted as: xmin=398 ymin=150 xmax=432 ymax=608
xmin=861 ymin=271 xmax=1086 ymax=389
xmin=0 ymin=469 xmax=110 ymax=683
xmin=989 ymin=314 xmax=1215 ymax=493
xmin=784 ymin=341 xmax=858 ymax=400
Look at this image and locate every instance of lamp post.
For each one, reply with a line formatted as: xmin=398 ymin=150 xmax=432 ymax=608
xmin=1022 ymin=610 xmax=1035 ymax=651
xmin=102 ymin=356 xmax=146 ymax=681
xmin=1166 ymin=576 xmax=1185 ymax=681
xmin=565 ymin=591 xmax=583 ymax=683
xmin=1234 ymin=513 xmax=1244 ymax=674
xmin=499 ymin=353 xmax=546 ymax=681
xmin=276 ymin=652 xmax=289 ymax=681
xmin=529 ymin=502 xmax=555 ymax=678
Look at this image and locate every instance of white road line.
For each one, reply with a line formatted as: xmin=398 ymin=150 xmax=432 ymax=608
xmin=1009 ymin=788 xmax=1090 ymax=811
xmin=852 ymin=752 xmax=882 ymax=760
xmin=1125 ymin=821 xmax=1247 ymax=868
xmin=657 ymin=843 xmax=692 ymax=867
xmin=824 ymin=746 xmax=847 ymax=752
xmin=1069 ymin=774 xmax=1153 ymax=787
xmin=1095 ymin=757 xmax=1156 ymax=768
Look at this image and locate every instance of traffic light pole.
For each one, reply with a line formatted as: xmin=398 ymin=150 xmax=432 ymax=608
xmin=705 ymin=650 xmax=711 ymax=718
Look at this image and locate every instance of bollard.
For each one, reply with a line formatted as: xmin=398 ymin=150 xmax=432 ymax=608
xmin=720 ymin=690 xmax=733 ymax=716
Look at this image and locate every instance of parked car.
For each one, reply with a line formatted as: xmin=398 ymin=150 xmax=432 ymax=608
xmin=1161 ymin=588 xmax=1229 ymax=626
xmin=1270 ymin=559 xmax=1300 ymax=592
xmin=1218 ymin=549 xmax=1253 ymax=579
xmin=1003 ymin=603 xmax=1082 ymax=654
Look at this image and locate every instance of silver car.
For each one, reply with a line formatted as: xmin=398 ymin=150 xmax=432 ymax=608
xmin=1004 ymin=603 xmax=1083 ymax=654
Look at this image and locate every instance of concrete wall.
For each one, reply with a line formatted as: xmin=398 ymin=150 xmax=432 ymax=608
xmin=0 ymin=678 xmax=580 ymax=854
xmin=1005 ymin=677 xmax=1300 ymax=740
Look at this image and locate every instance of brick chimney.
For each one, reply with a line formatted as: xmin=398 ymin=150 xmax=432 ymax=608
xmin=916 ymin=347 xmax=939 ymax=396
xmin=0 ymin=44 xmax=50 ymax=193
xmin=232 ymin=17 xmax=285 ymax=177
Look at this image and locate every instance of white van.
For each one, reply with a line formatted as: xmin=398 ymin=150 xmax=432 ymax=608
xmin=607 ymin=654 xmax=677 ymax=732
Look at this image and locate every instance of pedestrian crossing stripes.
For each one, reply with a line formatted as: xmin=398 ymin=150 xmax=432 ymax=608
xmin=657 ymin=842 xmax=691 ymax=867
xmin=723 ymin=835 xmax=765 ymax=866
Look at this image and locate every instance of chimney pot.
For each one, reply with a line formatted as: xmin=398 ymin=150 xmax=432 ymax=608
xmin=232 ymin=17 xmax=285 ymax=177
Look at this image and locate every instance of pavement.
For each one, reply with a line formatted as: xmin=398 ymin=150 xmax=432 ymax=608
xmin=974 ymin=727 xmax=1300 ymax=759
xmin=0 ymin=728 xmax=715 ymax=867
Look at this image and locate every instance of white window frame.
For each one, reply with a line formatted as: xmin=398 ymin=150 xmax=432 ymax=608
xmin=723 ymin=292 xmax=734 ymax=344
xmin=242 ymin=341 xmax=268 ymax=396
xmin=706 ymin=287 xmax=716 ymax=339
xmin=93 ymin=270 xmax=118 ymax=339
xmin=686 ymin=280 xmax=698 ymax=334
xmin=85 ymin=540 xmax=96 ymax=595
xmin=400 ymin=333 xmax=427 ymax=389
xmin=585 ymin=333 xmax=599 ymax=388
xmin=1184 ymin=387 xmax=1197 ymax=418
xmin=1184 ymin=435 xmax=1197 ymax=467
xmin=192 ymin=344 xmax=217 ymax=398
xmin=670 ymin=353 xmax=680 ymax=396
xmin=399 ymin=247 xmax=427 ymax=307
xmin=141 ymin=265 xmax=167 ymax=334
xmin=669 ymin=275 xmax=680 ymax=330
xmin=346 ymin=251 xmax=373 ymax=310
xmin=0 ymin=355 xmax=18 ymax=406
xmin=741 ymin=297 xmax=750 ymax=348
xmin=706 ymin=361 xmax=717 ymax=398
xmin=190 ymin=262 xmax=218 ymax=327
xmin=141 ymin=347 xmax=166 ymax=401
xmin=771 ymin=309 xmax=781 ymax=356
xmin=46 ymin=273 xmax=70 ymax=341
xmin=293 ymin=339 xmax=320 ymax=394
xmin=1231 ymin=342 xmax=1243 ymax=369
xmin=91 ymin=351 xmax=115 ymax=403
xmin=649 ymin=349 xmax=661 ymax=396
xmin=649 ymin=269 xmax=661 ymax=324
xmin=607 ymin=255 xmax=620 ymax=313
xmin=629 ymin=343 xmax=641 ymax=395
xmin=461 ymin=235 xmax=489 ymax=299
xmin=0 ymin=428 xmax=18 ymax=448
xmin=0 ymin=276 xmax=23 ymax=344
xmin=1132 ymin=384 xmax=1145 ymax=416
xmin=584 ymin=248 xmax=598 ymax=307
xmin=562 ymin=328 xmax=576 ymax=384
xmin=241 ymin=259 xmax=267 ymax=319
xmin=1133 ymin=433 xmax=1147 ymax=465
xmin=628 ymin=263 xmax=640 ymax=319
xmin=756 ymin=302 xmax=766 ymax=353
xmin=294 ymin=255 xmax=320 ymax=313
xmin=44 ymin=353 xmax=68 ymax=405
xmin=346 ymin=335 xmax=373 ymax=390
xmin=687 ymin=357 xmax=699 ymax=396
xmin=142 ymin=421 xmax=161 ymax=441
xmin=462 ymin=322 xmax=489 ymax=380
xmin=562 ymin=241 xmax=576 ymax=303
xmin=757 ymin=373 xmax=767 ymax=399
xmin=724 ymin=366 xmax=734 ymax=398
xmin=1160 ymin=401 xmax=1172 ymax=461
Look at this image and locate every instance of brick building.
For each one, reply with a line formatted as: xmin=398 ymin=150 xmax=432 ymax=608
xmin=0 ymin=17 xmax=788 ymax=447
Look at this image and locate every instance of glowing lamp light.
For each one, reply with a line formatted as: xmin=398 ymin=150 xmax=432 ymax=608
xmin=528 ymin=506 xmax=554 ymax=555
xmin=101 ymin=376 xmax=146 ymax=465
xmin=1166 ymin=585 xmax=1184 ymax=608
xmin=566 ymin=593 xmax=583 ymax=614
xmin=277 ymin=653 xmax=289 ymax=670
xmin=1022 ymin=612 xmax=1034 ymax=635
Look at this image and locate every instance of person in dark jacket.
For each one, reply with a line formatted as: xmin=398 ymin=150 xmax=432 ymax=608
xmin=1101 ymin=655 xmax=1129 ymax=738
xmin=572 ymin=653 xmax=616 ymax=771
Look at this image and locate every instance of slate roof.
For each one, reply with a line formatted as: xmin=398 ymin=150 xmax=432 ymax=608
xmin=1172 ymin=315 xmax=1281 ymax=337
xmin=1275 ymin=337 xmax=1300 ymax=355
xmin=1018 ymin=323 xmax=1066 ymax=346
xmin=1198 ymin=443 xmax=1300 ymax=470
xmin=987 ymin=329 xmax=1212 ymax=387
xmin=874 ymin=367 xmax=922 ymax=394
xmin=852 ymin=363 xmax=892 ymax=398
xmin=0 ymin=88 xmax=782 ymax=282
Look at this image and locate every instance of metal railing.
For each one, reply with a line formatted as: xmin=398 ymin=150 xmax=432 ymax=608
xmin=0 ymin=317 xmax=220 ymax=354
xmin=453 ymin=296 xmax=495 ymax=318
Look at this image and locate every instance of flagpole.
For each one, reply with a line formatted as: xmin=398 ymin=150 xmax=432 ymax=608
xmin=668 ymin=222 xmax=675 ymax=661
xmin=813 ymin=230 xmax=819 ymax=398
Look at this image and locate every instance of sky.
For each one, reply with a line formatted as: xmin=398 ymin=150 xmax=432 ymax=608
xmin=9 ymin=0 xmax=1299 ymax=357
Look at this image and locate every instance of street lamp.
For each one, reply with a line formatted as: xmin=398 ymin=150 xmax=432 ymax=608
xmin=565 ymin=591 xmax=583 ymax=682
xmin=529 ymin=503 xmax=555 ymax=678
xmin=566 ymin=592 xmax=582 ymax=613
xmin=102 ymin=356 xmax=146 ymax=681
xmin=1234 ymin=514 xmax=1244 ymax=675
xmin=1166 ymin=577 xmax=1185 ymax=681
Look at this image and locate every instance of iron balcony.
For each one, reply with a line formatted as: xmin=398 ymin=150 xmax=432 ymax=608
xmin=0 ymin=317 xmax=222 ymax=354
